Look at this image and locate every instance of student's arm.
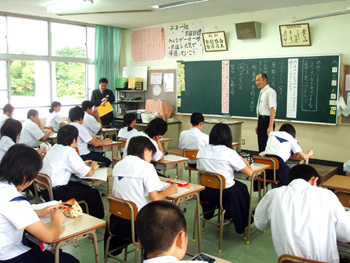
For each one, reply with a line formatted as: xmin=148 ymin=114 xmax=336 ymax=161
xmin=89 ymin=137 xmax=112 ymax=147
xmin=254 ymin=192 xmax=273 ymax=231
xmin=239 ymin=157 xmax=254 ymax=177
xmin=41 ymin=130 xmax=53 ymax=141
xmin=154 ymin=135 xmax=165 ymax=161
xmin=149 ymin=184 xmax=178 ymax=201
xmin=92 ymin=108 xmax=103 ymax=131
xmin=296 ymin=148 xmax=313 ymax=160
xmin=267 ymin=107 xmax=275 ymax=136
xmin=85 ymin=161 xmax=99 ymax=177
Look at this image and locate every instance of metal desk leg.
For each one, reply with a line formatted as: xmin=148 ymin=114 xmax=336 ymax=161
xmin=90 ymin=231 xmax=100 ymax=263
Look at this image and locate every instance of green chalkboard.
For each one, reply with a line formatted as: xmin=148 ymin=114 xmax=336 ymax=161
xmin=177 ymin=55 xmax=340 ymax=124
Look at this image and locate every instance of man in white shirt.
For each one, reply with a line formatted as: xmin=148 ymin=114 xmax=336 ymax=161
xmin=82 ymin=100 xmax=102 ymax=136
xmin=255 ymin=164 xmax=350 ymax=263
xmin=255 ymin=72 xmax=277 ymax=153
xmin=0 ymin=104 xmax=14 ymax=131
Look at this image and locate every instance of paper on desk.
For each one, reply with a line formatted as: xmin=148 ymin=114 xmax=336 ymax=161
xmin=164 ymin=155 xmax=188 ymax=162
xmin=31 ymin=201 xmax=74 ymax=226
xmin=81 ymin=167 xmax=107 ymax=181
xmin=161 ymin=182 xmax=191 ymax=197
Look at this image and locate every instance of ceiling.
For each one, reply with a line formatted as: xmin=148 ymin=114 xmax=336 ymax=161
xmin=0 ymin=0 xmax=345 ymax=29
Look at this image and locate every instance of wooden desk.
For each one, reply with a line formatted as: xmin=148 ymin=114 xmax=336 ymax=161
xmin=191 ymin=253 xmax=232 ymax=263
xmin=154 ymin=155 xmax=188 ymax=179
xmin=48 ymin=213 xmax=106 ymax=263
xmin=90 ymin=141 xmax=121 ymax=165
xmin=101 ymin=128 xmax=119 ymax=140
xmin=322 ymin=175 xmax=350 ymax=191
xmin=118 ymin=137 xmax=172 ymax=151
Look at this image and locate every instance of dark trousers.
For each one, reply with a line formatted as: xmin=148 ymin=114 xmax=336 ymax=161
xmin=257 ymin=116 xmax=275 ymax=153
xmin=101 ymin=112 xmax=114 ymax=127
xmin=81 ymin=151 xmax=112 ymax=167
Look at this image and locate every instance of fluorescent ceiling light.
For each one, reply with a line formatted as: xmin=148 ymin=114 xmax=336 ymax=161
xmin=151 ymin=0 xmax=209 ymax=10
xmin=46 ymin=0 xmax=93 ymax=14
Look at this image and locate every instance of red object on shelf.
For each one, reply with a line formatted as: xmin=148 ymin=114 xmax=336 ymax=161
xmin=166 ymin=179 xmax=189 ymax=187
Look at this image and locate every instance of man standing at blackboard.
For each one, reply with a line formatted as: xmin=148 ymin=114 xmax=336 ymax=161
xmin=255 ymin=72 xmax=277 ymax=153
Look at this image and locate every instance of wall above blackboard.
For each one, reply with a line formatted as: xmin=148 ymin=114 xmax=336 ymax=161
xmin=177 ymin=55 xmax=340 ymax=125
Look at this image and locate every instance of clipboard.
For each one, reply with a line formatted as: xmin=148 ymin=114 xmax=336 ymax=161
xmin=97 ymin=101 xmax=113 ymax=117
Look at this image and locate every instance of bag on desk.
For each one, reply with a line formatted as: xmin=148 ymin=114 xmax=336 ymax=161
xmin=61 ymin=198 xmax=83 ymax=218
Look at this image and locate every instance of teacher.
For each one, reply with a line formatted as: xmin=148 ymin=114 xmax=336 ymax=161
xmin=255 ymin=72 xmax=277 ymax=153
xmin=91 ymin=77 xmax=115 ymax=127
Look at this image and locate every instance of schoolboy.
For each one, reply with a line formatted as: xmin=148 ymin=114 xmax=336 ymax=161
xmin=0 ymin=103 xmax=14 ymax=131
xmin=82 ymin=100 xmax=102 ymax=136
xmin=19 ymin=109 xmax=53 ymax=148
xmin=69 ymin=106 xmax=112 ymax=167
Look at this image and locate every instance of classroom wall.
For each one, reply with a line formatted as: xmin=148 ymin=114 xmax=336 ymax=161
xmin=119 ymin=1 xmax=350 ymax=163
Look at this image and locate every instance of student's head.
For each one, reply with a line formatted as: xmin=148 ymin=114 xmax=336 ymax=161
xmin=49 ymin=101 xmax=61 ymax=113
xmin=279 ymin=123 xmax=296 ymax=138
xmin=27 ymin=109 xmax=38 ymax=120
xmin=256 ymin=72 xmax=268 ymax=89
xmin=99 ymin=77 xmax=108 ymax=92
xmin=190 ymin=112 xmax=204 ymax=127
xmin=0 ymin=144 xmax=42 ymax=188
xmin=3 ymin=104 xmax=14 ymax=117
xmin=209 ymin=123 xmax=232 ymax=148
xmin=136 ymin=201 xmax=187 ymax=260
xmin=69 ymin=106 xmax=84 ymax=123
xmin=123 ymin=113 xmax=136 ymax=131
xmin=288 ymin=164 xmax=320 ymax=186
xmin=144 ymin=118 xmax=168 ymax=139
xmin=127 ymin=136 xmax=156 ymax=162
xmin=1 ymin=118 xmax=22 ymax=143
xmin=57 ymin=125 xmax=78 ymax=147
xmin=81 ymin=100 xmax=94 ymax=113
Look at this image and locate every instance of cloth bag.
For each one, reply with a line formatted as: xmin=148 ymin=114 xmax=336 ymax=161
xmin=61 ymin=198 xmax=83 ymax=218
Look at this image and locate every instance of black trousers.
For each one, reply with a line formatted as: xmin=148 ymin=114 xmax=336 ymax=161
xmin=257 ymin=116 xmax=275 ymax=153
xmin=81 ymin=151 xmax=112 ymax=167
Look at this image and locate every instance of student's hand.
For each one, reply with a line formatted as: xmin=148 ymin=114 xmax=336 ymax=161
xmin=90 ymin=161 xmax=99 ymax=172
xmin=168 ymin=183 xmax=178 ymax=194
xmin=255 ymin=126 xmax=258 ymax=134
xmin=93 ymin=135 xmax=101 ymax=141
xmin=50 ymin=208 xmax=65 ymax=226
xmin=92 ymin=108 xmax=100 ymax=117
xmin=104 ymin=138 xmax=112 ymax=144
xmin=36 ymin=205 xmax=60 ymax=217
xmin=267 ymin=126 xmax=273 ymax=135
xmin=153 ymin=135 xmax=162 ymax=143
xmin=307 ymin=148 xmax=314 ymax=157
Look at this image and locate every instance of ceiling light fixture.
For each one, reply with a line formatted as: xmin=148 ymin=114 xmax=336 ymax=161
xmin=292 ymin=6 xmax=350 ymax=22
xmin=151 ymin=0 xmax=209 ymax=10
xmin=46 ymin=0 xmax=94 ymax=14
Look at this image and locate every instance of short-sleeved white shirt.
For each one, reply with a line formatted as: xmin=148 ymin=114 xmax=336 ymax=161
xmin=118 ymin=127 xmax=138 ymax=139
xmin=0 ymin=136 xmax=15 ymax=162
xmin=112 ymin=155 xmax=163 ymax=211
xmin=179 ymin=127 xmax=209 ymax=164
xmin=40 ymin=144 xmax=91 ymax=187
xmin=46 ymin=111 xmax=63 ymax=132
xmin=257 ymin=85 xmax=277 ymax=116
xmin=197 ymin=145 xmax=246 ymax=188
xmin=144 ymin=255 xmax=206 ymax=263
xmin=70 ymin=122 xmax=92 ymax=155
xmin=19 ymin=119 xmax=45 ymax=148
xmin=0 ymin=182 xmax=39 ymax=260
xmin=264 ymin=131 xmax=302 ymax=162
xmin=83 ymin=112 xmax=101 ymax=136
xmin=0 ymin=114 xmax=9 ymax=131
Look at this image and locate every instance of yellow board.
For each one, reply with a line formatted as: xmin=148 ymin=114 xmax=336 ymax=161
xmin=97 ymin=101 xmax=113 ymax=117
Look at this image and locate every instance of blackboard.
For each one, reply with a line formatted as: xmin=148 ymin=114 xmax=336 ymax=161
xmin=177 ymin=55 xmax=340 ymax=124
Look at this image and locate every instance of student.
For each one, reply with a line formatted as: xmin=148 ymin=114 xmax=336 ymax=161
xmin=179 ymin=112 xmax=209 ymax=167
xmin=46 ymin=101 xmax=67 ymax=132
xmin=105 ymin=136 xmax=178 ymax=255
xmin=197 ymin=123 xmax=253 ymax=234
xmin=19 ymin=109 xmax=53 ymax=148
xmin=40 ymin=125 xmax=104 ymax=219
xmin=344 ymin=160 xmax=350 ymax=176
xmin=69 ymin=106 xmax=112 ymax=167
xmin=0 ymin=104 xmax=14 ymax=131
xmin=0 ymin=119 xmax=22 ymax=162
xmin=0 ymin=144 xmax=78 ymax=263
xmin=123 ymin=118 xmax=167 ymax=161
xmin=263 ymin=123 xmax=313 ymax=186
xmin=136 ymin=201 xmax=207 ymax=263
xmin=117 ymin=113 xmax=138 ymax=139
xmin=255 ymin=164 xmax=350 ymax=263
xmin=81 ymin=100 xmax=102 ymax=136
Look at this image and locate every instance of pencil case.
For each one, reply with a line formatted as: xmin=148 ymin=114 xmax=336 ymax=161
xmin=166 ymin=179 xmax=189 ymax=187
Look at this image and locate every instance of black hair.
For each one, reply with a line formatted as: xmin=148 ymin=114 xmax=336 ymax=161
xmin=279 ymin=123 xmax=296 ymax=138
xmin=57 ymin=125 xmax=78 ymax=146
xmin=136 ymin=201 xmax=186 ymax=256
xmin=209 ymin=123 xmax=232 ymax=148
xmin=82 ymin=100 xmax=94 ymax=111
xmin=3 ymin=104 xmax=14 ymax=114
xmin=127 ymin=136 xmax=156 ymax=160
xmin=49 ymin=101 xmax=61 ymax=113
xmin=288 ymin=164 xmax=320 ymax=186
xmin=258 ymin=72 xmax=268 ymax=81
xmin=123 ymin=113 xmax=136 ymax=132
xmin=99 ymin=77 xmax=108 ymax=84
xmin=1 ymin=118 xmax=22 ymax=143
xmin=69 ymin=106 xmax=84 ymax=122
xmin=0 ymin=144 xmax=42 ymax=186
xmin=27 ymin=109 xmax=38 ymax=119
xmin=143 ymin=118 xmax=167 ymax=138
xmin=190 ymin=112 xmax=204 ymax=126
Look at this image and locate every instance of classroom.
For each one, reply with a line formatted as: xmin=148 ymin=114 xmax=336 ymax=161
xmin=1 ymin=0 xmax=350 ymax=262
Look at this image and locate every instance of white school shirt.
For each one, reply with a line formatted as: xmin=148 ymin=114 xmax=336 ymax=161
xmin=144 ymin=255 xmax=206 ymax=263
xmin=83 ymin=112 xmax=101 ymax=136
xmin=0 ymin=136 xmax=15 ymax=162
xmin=344 ymin=160 xmax=350 ymax=173
xmin=19 ymin=119 xmax=45 ymax=148
xmin=112 ymin=155 xmax=163 ymax=211
xmin=123 ymin=131 xmax=163 ymax=161
xmin=0 ymin=114 xmax=9 ymax=131
xmin=264 ymin=131 xmax=302 ymax=162
xmin=179 ymin=127 xmax=209 ymax=164
xmin=46 ymin=111 xmax=63 ymax=132
xmin=255 ymin=179 xmax=350 ymax=263
xmin=70 ymin=122 xmax=92 ymax=155
xmin=40 ymin=144 xmax=91 ymax=187
xmin=0 ymin=182 xmax=40 ymax=260
xmin=118 ymin=126 xmax=138 ymax=139
xmin=257 ymin=85 xmax=277 ymax=116
xmin=197 ymin=145 xmax=246 ymax=188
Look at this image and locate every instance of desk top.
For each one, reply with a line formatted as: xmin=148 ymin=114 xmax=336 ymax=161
xmin=101 ymin=128 xmax=119 ymax=132
xmin=103 ymin=141 xmax=122 ymax=147
xmin=118 ymin=137 xmax=172 ymax=143
xmin=235 ymin=163 xmax=270 ymax=180
xmin=155 ymin=154 xmax=188 ymax=165
xmin=322 ymin=175 xmax=350 ymax=190
xmin=159 ymin=177 xmax=205 ymax=200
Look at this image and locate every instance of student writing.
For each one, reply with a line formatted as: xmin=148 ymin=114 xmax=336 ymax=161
xmin=0 ymin=119 xmax=22 ymax=162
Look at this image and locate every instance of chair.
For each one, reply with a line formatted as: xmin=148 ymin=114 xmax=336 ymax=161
xmin=105 ymin=195 xmax=140 ymax=263
xmin=182 ymin=148 xmax=199 ymax=183
xmin=278 ymin=254 xmax=326 ymax=263
xmin=193 ymin=170 xmax=231 ymax=253
xmin=334 ymin=189 xmax=350 ymax=209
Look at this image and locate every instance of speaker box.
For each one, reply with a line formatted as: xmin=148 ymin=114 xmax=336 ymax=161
xmin=235 ymin=22 xmax=261 ymax=39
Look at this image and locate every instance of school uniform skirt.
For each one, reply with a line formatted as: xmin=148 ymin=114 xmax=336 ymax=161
xmin=265 ymin=154 xmax=290 ymax=186
xmin=200 ymin=180 xmax=250 ymax=234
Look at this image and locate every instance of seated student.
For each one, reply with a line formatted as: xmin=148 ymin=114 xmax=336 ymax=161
xmin=179 ymin=112 xmax=209 ymax=167
xmin=82 ymin=100 xmax=102 ymax=136
xmin=0 ymin=144 xmax=78 ymax=263
xmin=69 ymin=106 xmax=112 ymax=167
xmin=19 ymin=109 xmax=53 ymax=148
xmin=0 ymin=119 xmax=22 ymax=162
xmin=255 ymin=164 xmax=350 ymax=263
xmin=117 ymin=113 xmax=138 ymax=139
xmin=105 ymin=136 xmax=178 ymax=256
xmin=344 ymin=160 xmax=350 ymax=176
xmin=40 ymin=125 xmax=104 ymax=219
xmin=197 ymin=123 xmax=253 ymax=234
xmin=263 ymin=123 xmax=313 ymax=186
xmin=46 ymin=101 xmax=67 ymax=132
xmin=0 ymin=104 xmax=14 ymax=131
xmin=123 ymin=118 xmax=167 ymax=161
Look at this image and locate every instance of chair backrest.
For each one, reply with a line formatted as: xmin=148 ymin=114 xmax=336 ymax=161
xmin=334 ymin=189 xmax=350 ymax=208
xmin=278 ymin=254 xmax=326 ymax=263
xmin=120 ymin=140 xmax=126 ymax=149
xmin=34 ymin=173 xmax=54 ymax=201
xmin=198 ymin=170 xmax=226 ymax=210
xmin=182 ymin=149 xmax=199 ymax=160
xmin=253 ymin=155 xmax=280 ymax=183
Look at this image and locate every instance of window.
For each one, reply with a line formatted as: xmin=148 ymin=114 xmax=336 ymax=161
xmin=0 ymin=61 xmax=7 ymax=106
xmin=0 ymin=17 xmax=6 ymax=53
